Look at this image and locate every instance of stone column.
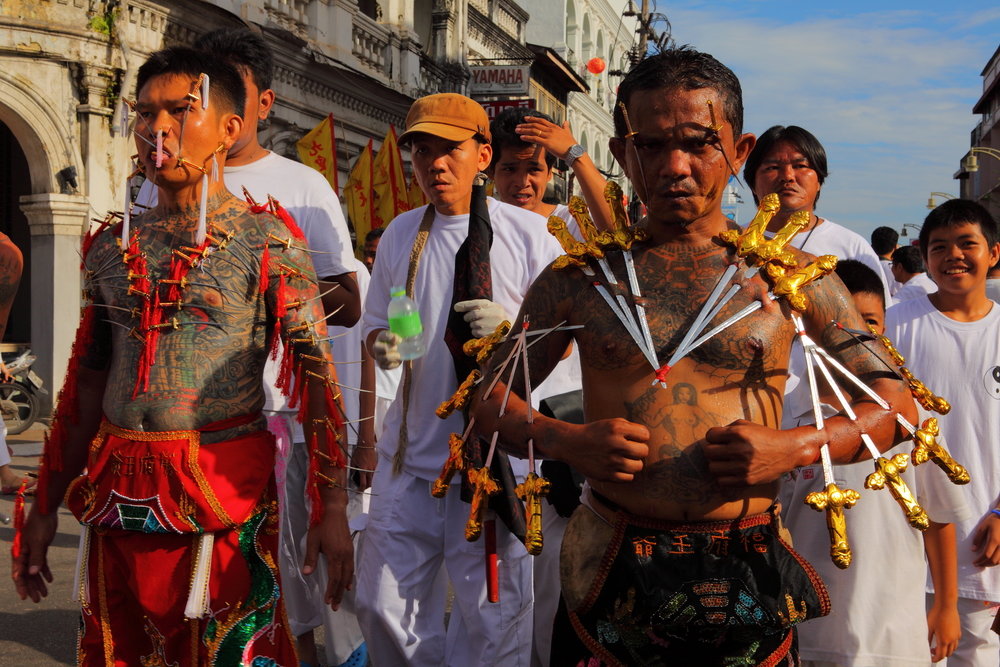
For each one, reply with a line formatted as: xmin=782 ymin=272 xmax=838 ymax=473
xmin=19 ymin=193 xmax=90 ymax=413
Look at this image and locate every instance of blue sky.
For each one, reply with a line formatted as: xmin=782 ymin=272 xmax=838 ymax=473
xmin=655 ymin=1 xmax=1000 ymax=242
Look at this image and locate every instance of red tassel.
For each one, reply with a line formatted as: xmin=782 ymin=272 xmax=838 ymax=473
xmin=11 ymin=476 xmax=28 ymax=558
xmin=276 ymin=339 xmax=294 ymax=396
xmin=324 ymin=419 xmax=347 ymax=468
xmin=260 ymin=244 xmax=270 ymax=293
xmin=275 ymin=272 xmax=287 ymax=320
xmin=270 ymin=197 xmax=307 ymax=242
xmin=268 ymin=320 xmax=282 ymax=361
xmin=295 ymin=373 xmax=309 ymax=424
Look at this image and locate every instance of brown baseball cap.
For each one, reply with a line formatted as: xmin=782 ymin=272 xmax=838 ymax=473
xmin=398 ymin=93 xmax=491 ymax=146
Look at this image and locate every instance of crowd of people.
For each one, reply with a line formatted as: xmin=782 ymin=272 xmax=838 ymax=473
xmin=7 ymin=27 xmax=1000 ymax=667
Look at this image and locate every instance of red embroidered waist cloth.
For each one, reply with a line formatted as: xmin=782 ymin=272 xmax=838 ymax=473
xmin=67 ymin=418 xmax=274 ymax=533
xmin=551 ymin=494 xmax=831 ymax=667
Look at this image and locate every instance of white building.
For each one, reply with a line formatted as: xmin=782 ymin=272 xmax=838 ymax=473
xmin=0 ymin=0 xmax=473 ymax=408
xmin=524 ymin=0 xmax=637 ymax=193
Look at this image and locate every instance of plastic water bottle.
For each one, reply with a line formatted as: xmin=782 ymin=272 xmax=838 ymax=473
xmin=388 ymin=286 xmax=425 ymax=360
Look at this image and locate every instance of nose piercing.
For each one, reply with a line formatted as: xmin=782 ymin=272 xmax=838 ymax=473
xmin=155 ymin=128 xmax=165 ymax=168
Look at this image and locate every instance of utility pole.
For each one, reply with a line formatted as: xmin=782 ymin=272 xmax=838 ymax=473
xmin=636 ymin=0 xmax=650 ymax=60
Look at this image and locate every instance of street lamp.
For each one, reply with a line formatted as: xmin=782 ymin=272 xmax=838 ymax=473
xmin=962 ymin=147 xmax=1000 ymax=173
xmin=900 ymin=224 xmax=922 ymax=237
xmin=927 ymin=191 xmax=957 ymax=210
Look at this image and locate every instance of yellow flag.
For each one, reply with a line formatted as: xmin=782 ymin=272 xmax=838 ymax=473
xmin=407 ymin=172 xmax=427 ymax=209
xmin=296 ymin=113 xmax=339 ymax=194
xmin=344 ymin=139 xmax=374 ymax=257
xmin=372 ymin=126 xmax=410 ymax=229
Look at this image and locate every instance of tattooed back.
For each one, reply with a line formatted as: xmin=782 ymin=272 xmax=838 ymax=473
xmin=83 ymin=195 xmax=325 ymax=441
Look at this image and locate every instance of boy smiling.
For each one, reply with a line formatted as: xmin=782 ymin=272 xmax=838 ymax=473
xmin=885 ymin=199 xmax=1000 ymax=666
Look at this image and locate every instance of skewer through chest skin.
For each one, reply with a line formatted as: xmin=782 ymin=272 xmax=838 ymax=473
xmin=83 ymin=199 xmax=328 ymax=438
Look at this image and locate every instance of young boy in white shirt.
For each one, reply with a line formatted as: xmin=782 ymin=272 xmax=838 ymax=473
xmin=781 ymin=260 xmax=968 ymax=666
xmin=884 ymin=199 xmax=1000 ymax=666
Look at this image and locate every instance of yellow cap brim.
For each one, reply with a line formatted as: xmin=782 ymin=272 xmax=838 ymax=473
xmin=398 ymin=121 xmax=480 ymax=146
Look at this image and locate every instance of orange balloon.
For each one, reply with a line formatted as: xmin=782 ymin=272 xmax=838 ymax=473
xmin=587 ymin=57 xmax=606 ymax=75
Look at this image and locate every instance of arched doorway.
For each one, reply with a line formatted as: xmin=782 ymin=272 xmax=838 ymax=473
xmin=0 ymin=120 xmax=31 ymax=343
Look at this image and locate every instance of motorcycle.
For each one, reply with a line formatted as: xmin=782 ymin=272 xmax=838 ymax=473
xmin=0 ymin=347 xmax=47 ymax=435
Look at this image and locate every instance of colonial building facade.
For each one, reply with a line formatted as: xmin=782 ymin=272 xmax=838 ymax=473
xmin=0 ymin=0 xmax=482 ymax=406
xmin=524 ymin=0 xmax=637 ymax=191
xmin=957 ymin=43 xmax=1000 ymax=221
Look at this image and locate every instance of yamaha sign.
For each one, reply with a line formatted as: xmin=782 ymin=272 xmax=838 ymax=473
xmin=469 ymin=66 xmax=531 ymax=96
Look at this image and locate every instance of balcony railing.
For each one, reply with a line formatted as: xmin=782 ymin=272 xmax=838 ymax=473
xmin=352 ymin=12 xmax=389 ymax=77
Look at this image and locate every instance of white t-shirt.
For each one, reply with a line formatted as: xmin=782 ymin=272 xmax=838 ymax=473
xmin=880 ymin=258 xmax=903 ymax=296
xmin=780 ymin=407 xmax=970 ymax=666
xmin=885 ymin=296 xmax=1000 ymax=602
xmin=778 ymin=219 xmax=893 ymax=427
xmin=362 ymin=200 xmax=564 ymax=481
xmin=320 ymin=258 xmax=369 ymax=446
xmin=893 ymin=272 xmax=937 ymax=302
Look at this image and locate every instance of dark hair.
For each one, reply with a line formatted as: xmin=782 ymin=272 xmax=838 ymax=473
xmin=489 ymin=108 xmax=557 ymax=171
xmin=194 ymin=28 xmax=274 ymax=92
xmin=136 ymin=46 xmax=246 ymax=119
xmin=835 ymin=259 xmax=886 ymax=309
xmin=920 ymin=199 xmax=999 ymax=258
xmin=870 ymin=226 xmax=899 ymax=256
xmin=613 ymin=46 xmax=743 ymax=139
xmin=365 ymin=226 xmax=386 ymax=243
xmin=743 ymin=125 xmax=828 ymax=206
xmin=671 ymin=382 xmax=698 ymax=405
xmin=892 ymin=246 xmax=924 ymax=274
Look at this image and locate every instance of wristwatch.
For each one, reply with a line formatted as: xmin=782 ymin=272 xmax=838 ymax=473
xmin=564 ymin=144 xmax=586 ymax=168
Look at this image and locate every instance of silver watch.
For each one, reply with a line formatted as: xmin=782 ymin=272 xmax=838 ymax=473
xmin=564 ymin=144 xmax=586 ymax=168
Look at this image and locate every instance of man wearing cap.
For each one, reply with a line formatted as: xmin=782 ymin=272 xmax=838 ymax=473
xmin=356 ymin=93 xmax=564 ymax=666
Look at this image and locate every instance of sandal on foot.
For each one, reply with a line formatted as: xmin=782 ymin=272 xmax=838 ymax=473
xmin=333 ymin=642 xmax=367 ymax=667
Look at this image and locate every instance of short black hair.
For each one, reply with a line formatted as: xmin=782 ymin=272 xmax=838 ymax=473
xmin=870 ymin=226 xmax=899 ymax=256
xmin=919 ymin=199 xmax=999 ymax=258
xmin=365 ymin=226 xmax=385 ymax=244
xmin=613 ymin=46 xmax=744 ymax=139
xmin=892 ymin=246 xmax=925 ymax=274
xmin=744 ymin=125 xmax=828 ymax=206
xmin=194 ymin=27 xmax=274 ymax=92
xmin=489 ymin=107 xmax=557 ymax=171
xmin=835 ymin=259 xmax=885 ymax=309
xmin=135 ymin=46 xmax=246 ymax=119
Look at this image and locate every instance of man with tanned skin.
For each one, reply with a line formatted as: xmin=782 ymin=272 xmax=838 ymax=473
xmin=12 ymin=47 xmax=352 ymax=666
xmin=474 ymin=47 xmax=917 ymax=665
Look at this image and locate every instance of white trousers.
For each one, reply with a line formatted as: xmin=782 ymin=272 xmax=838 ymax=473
xmin=927 ymin=594 xmax=1000 ymax=667
xmin=530 ymin=505 xmax=568 ymax=667
xmin=267 ymin=413 xmax=365 ymax=665
xmin=356 ymin=458 xmax=533 ymax=667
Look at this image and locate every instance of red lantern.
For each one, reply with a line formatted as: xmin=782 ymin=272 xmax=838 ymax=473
xmin=587 ymin=57 xmax=606 ymax=75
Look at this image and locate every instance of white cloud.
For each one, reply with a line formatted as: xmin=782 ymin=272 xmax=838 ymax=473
xmin=659 ymin=7 xmax=992 ymax=240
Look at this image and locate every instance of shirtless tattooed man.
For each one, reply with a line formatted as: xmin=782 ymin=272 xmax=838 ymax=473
xmin=12 ymin=47 xmax=352 ymax=666
xmin=474 ymin=47 xmax=917 ymax=666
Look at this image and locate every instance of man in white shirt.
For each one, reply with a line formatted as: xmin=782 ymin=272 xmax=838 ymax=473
xmin=131 ymin=27 xmax=365 ymax=667
xmin=871 ymin=225 xmax=902 ymax=295
xmin=356 ymin=93 xmax=564 ymax=667
xmin=892 ymin=244 xmax=938 ymax=302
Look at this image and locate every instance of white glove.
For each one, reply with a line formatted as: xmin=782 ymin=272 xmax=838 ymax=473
xmin=454 ymin=299 xmax=508 ymax=338
xmin=373 ymin=330 xmax=402 ymax=370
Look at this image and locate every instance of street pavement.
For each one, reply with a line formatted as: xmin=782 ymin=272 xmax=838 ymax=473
xmin=0 ymin=422 xmax=341 ymax=666
xmin=1 ymin=422 xmax=79 ymax=666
